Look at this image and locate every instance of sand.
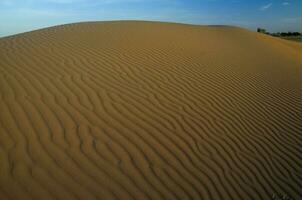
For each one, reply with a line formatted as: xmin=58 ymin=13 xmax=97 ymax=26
xmin=1 ymin=21 xmax=302 ymax=200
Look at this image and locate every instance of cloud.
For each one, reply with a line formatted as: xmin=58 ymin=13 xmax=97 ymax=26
xmin=45 ymin=0 xmax=84 ymax=3
xmin=282 ymin=2 xmax=290 ymax=6
xmin=259 ymin=3 xmax=272 ymax=11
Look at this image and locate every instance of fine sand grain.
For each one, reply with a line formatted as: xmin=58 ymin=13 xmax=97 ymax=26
xmin=1 ymin=21 xmax=302 ymax=200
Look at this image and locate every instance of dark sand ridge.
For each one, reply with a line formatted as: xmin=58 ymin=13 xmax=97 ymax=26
xmin=1 ymin=21 xmax=302 ymax=200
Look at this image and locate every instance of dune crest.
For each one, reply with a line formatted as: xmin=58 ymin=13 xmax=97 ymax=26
xmin=1 ymin=21 xmax=302 ymax=200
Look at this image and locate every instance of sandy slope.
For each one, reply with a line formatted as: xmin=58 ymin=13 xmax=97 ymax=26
xmin=1 ymin=21 xmax=302 ymax=200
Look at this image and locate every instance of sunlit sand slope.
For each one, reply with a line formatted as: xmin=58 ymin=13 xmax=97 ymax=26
xmin=1 ymin=21 xmax=302 ymax=200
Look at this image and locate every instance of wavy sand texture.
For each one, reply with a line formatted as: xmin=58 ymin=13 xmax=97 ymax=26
xmin=1 ymin=21 xmax=302 ymax=200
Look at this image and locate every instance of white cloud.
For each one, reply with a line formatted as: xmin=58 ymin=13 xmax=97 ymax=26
xmin=282 ymin=2 xmax=290 ymax=6
xmin=259 ymin=3 xmax=272 ymax=11
xmin=45 ymin=0 xmax=82 ymax=3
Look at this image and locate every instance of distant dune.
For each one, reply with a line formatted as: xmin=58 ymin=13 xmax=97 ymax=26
xmin=1 ymin=21 xmax=302 ymax=200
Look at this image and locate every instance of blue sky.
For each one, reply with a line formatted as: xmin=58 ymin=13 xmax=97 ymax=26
xmin=0 ymin=0 xmax=302 ymax=37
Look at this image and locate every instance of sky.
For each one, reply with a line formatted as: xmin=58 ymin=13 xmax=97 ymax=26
xmin=0 ymin=0 xmax=302 ymax=37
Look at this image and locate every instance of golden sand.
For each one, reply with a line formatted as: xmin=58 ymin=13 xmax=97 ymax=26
xmin=1 ymin=21 xmax=302 ymax=200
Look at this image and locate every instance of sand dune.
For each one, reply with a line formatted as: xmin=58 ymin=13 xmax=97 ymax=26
xmin=1 ymin=21 xmax=302 ymax=200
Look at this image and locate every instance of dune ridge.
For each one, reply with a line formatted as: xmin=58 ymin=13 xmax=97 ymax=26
xmin=1 ymin=21 xmax=302 ymax=200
